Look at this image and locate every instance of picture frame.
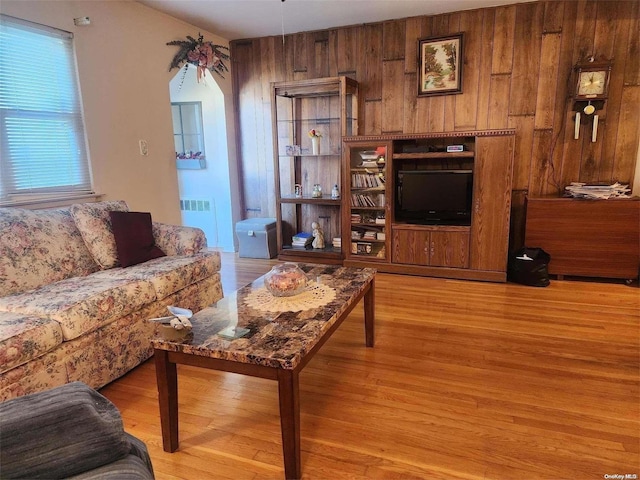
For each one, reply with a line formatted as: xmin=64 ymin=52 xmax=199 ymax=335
xmin=417 ymin=33 xmax=464 ymax=96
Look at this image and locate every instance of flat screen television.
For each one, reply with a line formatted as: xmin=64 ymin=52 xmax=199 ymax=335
xmin=396 ymin=170 xmax=473 ymax=225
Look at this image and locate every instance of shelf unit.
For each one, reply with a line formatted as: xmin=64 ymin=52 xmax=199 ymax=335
xmin=272 ymin=77 xmax=358 ymax=263
xmin=342 ymin=141 xmax=391 ymax=262
xmin=343 ymin=130 xmax=515 ymax=282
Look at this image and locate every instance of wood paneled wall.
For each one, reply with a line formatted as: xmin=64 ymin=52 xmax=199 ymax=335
xmin=231 ymin=0 xmax=639 ymax=249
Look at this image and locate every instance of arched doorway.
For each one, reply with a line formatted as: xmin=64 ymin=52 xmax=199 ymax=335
xmin=169 ymin=64 xmax=235 ymax=251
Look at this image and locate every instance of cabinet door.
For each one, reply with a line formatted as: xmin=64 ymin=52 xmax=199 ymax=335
xmin=344 ymin=141 xmax=390 ymax=261
xmin=470 ymin=135 xmax=514 ymax=272
xmin=392 ymin=229 xmax=429 ymax=265
xmin=430 ymin=231 xmax=469 ymax=268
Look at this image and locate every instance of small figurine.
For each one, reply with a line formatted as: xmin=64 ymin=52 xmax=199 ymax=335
xmin=311 ymin=221 xmax=325 ymax=249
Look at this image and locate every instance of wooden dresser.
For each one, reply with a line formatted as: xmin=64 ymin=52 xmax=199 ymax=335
xmin=525 ymin=197 xmax=640 ymax=281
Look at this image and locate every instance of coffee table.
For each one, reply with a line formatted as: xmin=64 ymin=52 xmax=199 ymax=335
xmin=152 ymin=264 xmax=376 ymax=480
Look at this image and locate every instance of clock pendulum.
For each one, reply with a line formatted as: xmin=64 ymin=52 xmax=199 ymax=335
xmin=584 ymin=102 xmax=599 ymax=142
xmin=574 ymin=101 xmax=600 ymax=142
xmin=583 ymin=101 xmax=596 ymax=116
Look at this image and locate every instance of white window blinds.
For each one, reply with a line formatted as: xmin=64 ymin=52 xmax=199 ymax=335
xmin=0 ymin=15 xmax=92 ymax=203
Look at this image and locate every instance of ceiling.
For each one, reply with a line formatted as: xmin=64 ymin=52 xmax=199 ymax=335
xmin=138 ymin=0 xmax=534 ymax=41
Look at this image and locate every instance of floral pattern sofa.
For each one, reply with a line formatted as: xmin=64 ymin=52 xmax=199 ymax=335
xmin=0 ymin=201 xmax=223 ymax=400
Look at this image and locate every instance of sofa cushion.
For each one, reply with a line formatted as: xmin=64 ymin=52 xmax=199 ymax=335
xmin=0 ymin=312 xmax=64 ymax=373
xmin=0 ymin=207 xmax=99 ymax=296
xmin=109 ymin=211 xmax=166 ymax=267
xmin=0 ymin=381 xmax=132 ymax=479
xmin=152 ymin=222 xmax=207 ymax=255
xmin=0 ymin=274 xmax=156 ymax=341
xmin=70 ymin=200 xmax=129 ymax=269
xmin=90 ymin=251 xmax=221 ymax=300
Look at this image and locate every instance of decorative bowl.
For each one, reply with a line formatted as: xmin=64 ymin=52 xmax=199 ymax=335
xmin=359 ymin=150 xmax=379 ymax=160
xmin=360 ymin=161 xmax=379 ymax=168
xmin=264 ymin=263 xmax=308 ymax=297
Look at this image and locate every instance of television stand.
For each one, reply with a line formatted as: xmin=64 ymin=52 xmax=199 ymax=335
xmin=343 ymin=129 xmax=515 ymax=282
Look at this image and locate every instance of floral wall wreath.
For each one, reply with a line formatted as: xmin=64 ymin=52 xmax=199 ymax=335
xmin=167 ymin=34 xmax=230 ymax=84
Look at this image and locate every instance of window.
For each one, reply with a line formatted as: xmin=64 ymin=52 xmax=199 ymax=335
xmin=0 ymin=15 xmax=92 ymax=205
xmin=172 ymin=102 xmax=205 ymax=160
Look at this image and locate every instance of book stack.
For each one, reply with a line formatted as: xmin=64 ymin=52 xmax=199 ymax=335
xmin=351 ymin=173 xmax=385 ymax=189
xmin=351 ymin=230 xmax=363 ymax=239
xmin=351 ymin=193 xmax=377 ymax=207
xmin=351 ymin=213 xmax=362 ymax=223
xmin=350 ymin=192 xmax=385 ymax=207
xmin=332 ymin=237 xmax=341 ymax=250
xmin=362 ymin=231 xmax=377 ymax=240
xmin=291 ymin=232 xmax=313 ymax=248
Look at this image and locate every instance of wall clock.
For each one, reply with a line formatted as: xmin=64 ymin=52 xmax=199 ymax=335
xmin=574 ymin=60 xmax=611 ymax=101
xmin=572 ymin=58 xmax=612 ymax=142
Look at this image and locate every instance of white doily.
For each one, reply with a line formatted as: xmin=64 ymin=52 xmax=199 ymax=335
xmin=245 ymin=282 xmax=336 ymax=313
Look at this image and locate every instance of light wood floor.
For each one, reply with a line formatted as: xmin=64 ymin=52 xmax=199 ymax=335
xmin=100 ymin=253 xmax=639 ymax=480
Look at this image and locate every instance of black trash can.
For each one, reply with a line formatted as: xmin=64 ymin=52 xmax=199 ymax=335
xmin=507 ymin=247 xmax=551 ymax=287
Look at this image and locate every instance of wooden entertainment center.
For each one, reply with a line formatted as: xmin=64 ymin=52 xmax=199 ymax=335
xmin=342 ymin=130 xmax=515 ymax=282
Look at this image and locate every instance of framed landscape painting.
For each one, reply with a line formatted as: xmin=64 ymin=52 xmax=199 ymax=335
xmin=418 ymin=33 xmax=463 ymax=96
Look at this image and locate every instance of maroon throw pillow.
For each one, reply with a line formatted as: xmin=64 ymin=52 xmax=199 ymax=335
xmin=108 ymin=211 xmax=166 ymax=267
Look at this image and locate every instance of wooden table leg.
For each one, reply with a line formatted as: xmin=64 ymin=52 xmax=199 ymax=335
xmin=154 ymin=350 xmax=179 ymax=452
xmin=277 ymin=369 xmax=301 ymax=480
xmin=364 ymin=277 xmax=375 ymax=347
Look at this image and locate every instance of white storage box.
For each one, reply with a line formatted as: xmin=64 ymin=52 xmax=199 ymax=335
xmin=235 ymin=218 xmax=277 ymax=259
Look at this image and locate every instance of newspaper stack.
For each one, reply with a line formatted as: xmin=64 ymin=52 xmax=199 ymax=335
xmin=564 ymin=182 xmax=631 ymax=199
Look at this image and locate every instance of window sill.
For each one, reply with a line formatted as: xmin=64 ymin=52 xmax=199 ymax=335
xmin=176 ymin=158 xmax=206 ymax=169
xmin=0 ymin=193 xmax=104 ymax=209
